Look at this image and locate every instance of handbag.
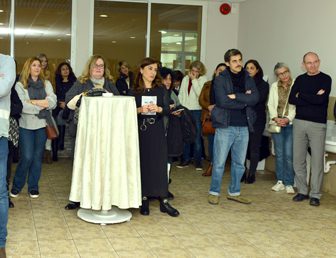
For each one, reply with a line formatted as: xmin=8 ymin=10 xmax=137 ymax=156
xmin=267 ymin=92 xmax=290 ymax=134
xmin=46 ymin=117 xmax=59 ymax=140
xmin=46 ymin=125 xmax=58 ymax=140
xmin=202 ymin=117 xmax=215 ymax=135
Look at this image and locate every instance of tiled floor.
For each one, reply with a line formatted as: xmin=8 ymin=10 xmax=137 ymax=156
xmin=7 ymin=159 xmax=336 ymax=258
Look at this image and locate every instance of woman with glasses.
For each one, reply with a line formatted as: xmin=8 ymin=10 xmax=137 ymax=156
xmin=267 ymin=63 xmax=296 ymax=194
xmin=129 ymin=58 xmax=179 ymax=217
xmin=64 ymin=55 xmax=119 ymax=210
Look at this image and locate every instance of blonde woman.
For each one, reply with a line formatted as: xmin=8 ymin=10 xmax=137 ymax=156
xmin=10 ymin=57 xmax=56 ymax=198
xmin=64 ymin=55 xmax=119 ymax=210
xmin=267 ymin=63 xmax=296 ymax=194
xmin=177 ymin=61 xmax=207 ymax=170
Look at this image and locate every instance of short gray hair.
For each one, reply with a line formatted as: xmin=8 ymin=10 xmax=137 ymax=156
xmin=274 ymin=62 xmax=290 ymax=75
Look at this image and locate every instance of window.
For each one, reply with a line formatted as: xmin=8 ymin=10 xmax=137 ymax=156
xmin=93 ymin=1 xmax=147 ymax=77
xmin=150 ymin=3 xmax=202 ymax=72
xmin=14 ymin=0 xmax=72 ymax=72
xmin=0 ymin=1 xmax=11 ymax=55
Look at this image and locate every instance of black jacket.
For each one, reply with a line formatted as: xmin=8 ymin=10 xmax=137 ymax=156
xmin=116 ymin=72 xmax=134 ymax=96
xmin=211 ymin=69 xmax=259 ymax=132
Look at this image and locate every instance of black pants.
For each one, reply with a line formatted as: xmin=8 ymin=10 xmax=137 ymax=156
xmin=7 ymin=141 xmax=15 ymax=192
xmin=247 ymin=125 xmax=264 ymax=175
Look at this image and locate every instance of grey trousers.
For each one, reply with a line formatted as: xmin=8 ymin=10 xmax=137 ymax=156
xmin=293 ymin=119 xmax=326 ymax=199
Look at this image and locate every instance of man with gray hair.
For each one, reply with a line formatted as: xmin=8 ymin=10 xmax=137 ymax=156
xmin=289 ymin=52 xmax=332 ymax=206
xmin=0 ymin=53 xmax=16 ymax=258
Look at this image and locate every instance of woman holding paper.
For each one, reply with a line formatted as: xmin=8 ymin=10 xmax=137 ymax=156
xmin=129 ymin=57 xmax=179 ymax=217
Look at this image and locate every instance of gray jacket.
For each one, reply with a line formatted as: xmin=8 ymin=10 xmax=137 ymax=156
xmin=211 ymin=69 xmax=259 ymax=132
xmin=0 ymin=54 xmax=16 ymax=137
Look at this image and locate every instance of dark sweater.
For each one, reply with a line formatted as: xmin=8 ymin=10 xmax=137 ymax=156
xmin=289 ymin=72 xmax=331 ymax=124
xmin=229 ymin=70 xmax=247 ymax=127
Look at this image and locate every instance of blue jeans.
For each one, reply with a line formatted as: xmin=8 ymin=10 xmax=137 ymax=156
xmin=183 ymin=110 xmax=202 ymax=164
xmin=272 ymin=125 xmax=294 ymax=186
xmin=209 ymin=126 xmax=249 ymax=196
xmin=12 ymin=128 xmax=47 ymax=193
xmin=0 ymin=137 xmax=9 ymax=248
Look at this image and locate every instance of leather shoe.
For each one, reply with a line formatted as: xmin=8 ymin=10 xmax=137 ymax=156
xmin=292 ymin=193 xmax=309 ymax=202
xmin=310 ymin=198 xmax=320 ymax=206
xmin=140 ymin=199 xmax=149 ymax=215
xmin=159 ymin=199 xmax=179 ymax=217
xmin=0 ymin=247 xmax=6 ymax=258
xmin=64 ymin=202 xmax=80 ymax=210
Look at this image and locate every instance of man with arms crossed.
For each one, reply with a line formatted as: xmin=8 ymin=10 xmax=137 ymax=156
xmin=289 ymin=52 xmax=332 ymax=206
xmin=0 ymin=53 xmax=16 ymax=258
xmin=208 ymin=49 xmax=259 ymax=205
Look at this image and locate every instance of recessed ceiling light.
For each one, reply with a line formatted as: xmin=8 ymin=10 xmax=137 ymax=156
xmin=112 ymin=40 xmax=116 ymax=43
xmin=174 ymin=34 xmax=179 ymax=37
xmin=66 ymin=33 xmax=71 ymax=36
xmin=57 ymin=38 xmax=61 ymax=41
xmin=0 ymin=23 xmax=4 ymax=26
xmin=159 ymin=30 xmax=167 ymax=34
xmin=130 ymin=36 xmax=136 ymax=39
xmin=99 ymin=14 xmax=108 ymax=18
xmin=0 ymin=10 xmax=4 ymax=13
xmin=176 ymin=42 xmax=181 ymax=45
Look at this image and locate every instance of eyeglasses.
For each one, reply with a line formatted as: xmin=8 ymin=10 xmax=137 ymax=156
xmin=277 ymin=70 xmax=289 ymax=77
xmin=92 ymin=64 xmax=104 ymax=69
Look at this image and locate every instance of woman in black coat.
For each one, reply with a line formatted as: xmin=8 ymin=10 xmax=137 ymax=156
xmin=129 ymin=58 xmax=179 ymax=217
xmin=242 ymin=60 xmax=269 ymax=183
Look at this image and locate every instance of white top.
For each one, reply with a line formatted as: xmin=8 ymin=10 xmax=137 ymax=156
xmin=267 ymin=80 xmax=296 ymax=124
xmin=178 ymin=75 xmax=207 ymax=110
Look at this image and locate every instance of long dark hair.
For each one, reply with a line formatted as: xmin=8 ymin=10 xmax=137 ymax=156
xmin=134 ymin=57 xmax=161 ymax=93
xmin=244 ymin=59 xmax=264 ymax=81
xmin=160 ymin=67 xmax=174 ymax=90
xmin=55 ymin=62 xmax=77 ymax=85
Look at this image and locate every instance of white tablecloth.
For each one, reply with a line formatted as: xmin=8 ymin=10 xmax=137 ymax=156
xmin=69 ymin=96 xmax=142 ymax=210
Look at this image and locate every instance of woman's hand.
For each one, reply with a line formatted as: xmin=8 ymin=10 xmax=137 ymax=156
xmin=59 ymin=101 xmax=66 ymax=109
xmin=274 ymin=117 xmax=289 ymax=127
xmin=148 ymin=104 xmax=162 ymax=113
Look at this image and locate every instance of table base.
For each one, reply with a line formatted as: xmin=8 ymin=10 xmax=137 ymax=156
xmin=77 ymin=207 xmax=132 ymax=225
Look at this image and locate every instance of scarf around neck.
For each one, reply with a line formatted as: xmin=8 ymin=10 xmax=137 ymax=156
xmin=27 ymin=77 xmax=53 ymax=125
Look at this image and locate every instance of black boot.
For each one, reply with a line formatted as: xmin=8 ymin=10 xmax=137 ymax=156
xmin=246 ymin=173 xmax=256 ymax=184
xmin=159 ymin=198 xmax=179 ymax=217
xmin=240 ymin=171 xmax=247 ymax=183
xmin=9 ymin=198 xmax=14 ymax=208
xmin=58 ymin=125 xmax=66 ymax=150
xmin=167 ymin=191 xmax=174 ymax=200
xmin=52 ymin=139 xmax=58 ymax=161
xmin=140 ymin=197 xmax=149 ymax=215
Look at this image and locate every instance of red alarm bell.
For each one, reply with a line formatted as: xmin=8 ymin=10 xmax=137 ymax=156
xmin=220 ymin=3 xmax=231 ymax=15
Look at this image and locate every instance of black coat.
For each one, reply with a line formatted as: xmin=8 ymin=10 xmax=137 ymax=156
xmin=116 ymin=72 xmax=134 ymax=96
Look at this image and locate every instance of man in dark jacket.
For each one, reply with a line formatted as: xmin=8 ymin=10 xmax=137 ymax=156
xmin=208 ymin=49 xmax=259 ymax=205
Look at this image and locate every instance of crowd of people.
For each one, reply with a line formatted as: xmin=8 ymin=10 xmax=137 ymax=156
xmin=0 ymin=49 xmax=334 ymax=257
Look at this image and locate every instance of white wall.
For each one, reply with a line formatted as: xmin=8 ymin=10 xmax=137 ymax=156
xmin=237 ymin=0 xmax=336 ymax=96
xmin=204 ymin=2 xmax=240 ymax=78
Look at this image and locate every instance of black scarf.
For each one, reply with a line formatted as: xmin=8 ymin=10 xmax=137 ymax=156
xmin=27 ymin=77 xmax=53 ymax=125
